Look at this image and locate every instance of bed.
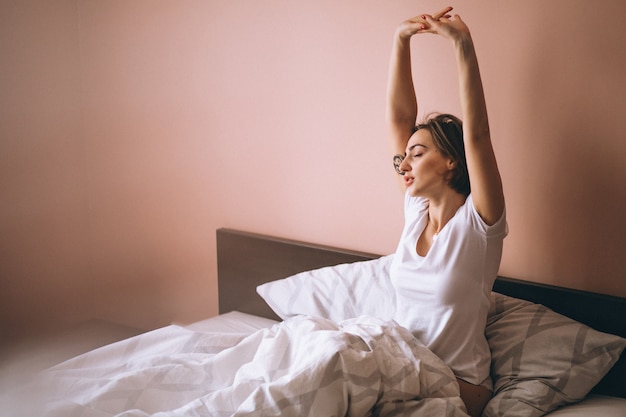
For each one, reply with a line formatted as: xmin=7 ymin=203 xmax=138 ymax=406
xmin=217 ymin=229 xmax=626 ymax=417
xmin=3 ymin=228 xmax=625 ymax=417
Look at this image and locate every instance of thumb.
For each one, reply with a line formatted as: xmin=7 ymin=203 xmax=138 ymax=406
xmin=423 ymin=14 xmax=440 ymax=27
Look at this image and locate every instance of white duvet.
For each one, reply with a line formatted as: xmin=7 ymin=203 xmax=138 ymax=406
xmin=12 ymin=316 xmax=469 ymax=417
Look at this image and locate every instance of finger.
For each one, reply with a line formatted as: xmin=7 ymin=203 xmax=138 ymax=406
xmin=433 ymin=6 xmax=453 ymax=19
xmin=421 ymin=14 xmax=443 ymax=32
xmin=407 ymin=13 xmax=426 ymax=22
xmin=406 ymin=15 xmax=430 ymax=31
xmin=407 ymin=17 xmax=429 ymax=28
xmin=422 ymin=14 xmax=438 ymax=25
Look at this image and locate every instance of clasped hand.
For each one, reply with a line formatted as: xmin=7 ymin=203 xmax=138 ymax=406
xmin=397 ymin=6 xmax=470 ymax=42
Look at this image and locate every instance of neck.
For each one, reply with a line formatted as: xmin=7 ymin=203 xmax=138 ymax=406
xmin=427 ymin=192 xmax=466 ymax=232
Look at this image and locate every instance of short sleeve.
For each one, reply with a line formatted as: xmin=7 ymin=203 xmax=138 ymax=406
xmin=465 ymin=194 xmax=508 ymax=239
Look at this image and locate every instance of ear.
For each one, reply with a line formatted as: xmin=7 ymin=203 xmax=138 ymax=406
xmin=447 ymin=158 xmax=457 ymax=170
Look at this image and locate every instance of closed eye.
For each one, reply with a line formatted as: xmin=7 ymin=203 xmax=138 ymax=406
xmin=407 ymin=143 xmax=427 ymax=156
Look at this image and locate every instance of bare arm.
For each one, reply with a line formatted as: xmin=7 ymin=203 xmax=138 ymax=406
xmin=386 ymin=27 xmax=417 ymax=159
xmin=423 ymin=13 xmax=505 ymax=224
xmin=386 ymin=7 xmax=453 ymax=188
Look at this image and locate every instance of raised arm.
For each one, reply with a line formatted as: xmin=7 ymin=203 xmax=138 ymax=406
xmin=385 ymin=23 xmax=418 ymax=158
xmin=386 ymin=7 xmax=453 ymax=186
xmin=423 ymin=12 xmax=505 ymax=225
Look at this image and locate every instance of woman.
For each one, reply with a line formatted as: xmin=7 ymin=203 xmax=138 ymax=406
xmin=386 ymin=6 xmax=507 ymax=417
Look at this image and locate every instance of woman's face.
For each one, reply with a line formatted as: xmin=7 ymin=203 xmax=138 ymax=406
xmin=399 ymin=129 xmax=455 ymax=198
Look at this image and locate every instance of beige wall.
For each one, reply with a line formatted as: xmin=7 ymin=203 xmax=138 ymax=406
xmin=1 ymin=0 xmax=625 ymax=339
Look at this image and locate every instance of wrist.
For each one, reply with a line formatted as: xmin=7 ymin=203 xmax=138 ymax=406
xmin=453 ymin=34 xmax=474 ymax=54
xmin=395 ymin=29 xmax=411 ymax=43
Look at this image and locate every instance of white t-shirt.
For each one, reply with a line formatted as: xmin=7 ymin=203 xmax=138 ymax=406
xmin=390 ymin=192 xmax=507 ymax=387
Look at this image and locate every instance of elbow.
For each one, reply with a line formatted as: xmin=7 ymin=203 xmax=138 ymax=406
xmin=386 ymin=112 xmax=416 ymax=131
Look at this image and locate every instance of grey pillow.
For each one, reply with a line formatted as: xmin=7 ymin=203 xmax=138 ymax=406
xmin=484 ymin=293 xmax=626 ymax=417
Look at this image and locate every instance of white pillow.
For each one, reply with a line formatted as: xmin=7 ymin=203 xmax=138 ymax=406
xmin=256 ymin=255 xmax=396 ymax=322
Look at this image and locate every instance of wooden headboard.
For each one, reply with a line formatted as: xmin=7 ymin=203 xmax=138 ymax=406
xmin=216 ymin=228 xmax=626 ymax=398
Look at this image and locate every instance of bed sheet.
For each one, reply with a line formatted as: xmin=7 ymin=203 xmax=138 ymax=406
xmin=182 ymin=311 xmax=279 ymax=334
xmin=3 ymin=311 xmax=622 ymax=416
xmin=546 ymin=395 xmax=626 ymax=416
xmin=4 ymin=314 xmax=469 ymax=417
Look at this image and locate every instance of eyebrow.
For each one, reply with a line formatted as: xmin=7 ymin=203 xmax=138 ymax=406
xmin=407 ymin=144 xmax=427 ymax=152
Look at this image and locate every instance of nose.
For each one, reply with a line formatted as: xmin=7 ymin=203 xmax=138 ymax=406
xmin=399 ymin=157 xmax=410 ymax=174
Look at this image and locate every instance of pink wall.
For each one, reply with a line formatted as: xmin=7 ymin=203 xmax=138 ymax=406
xmin=2 ymin=1 xmax=625 ymax=339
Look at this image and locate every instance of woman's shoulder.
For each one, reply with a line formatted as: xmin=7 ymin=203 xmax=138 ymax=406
xmin=461 ymin=194 xmax=507 ymax=237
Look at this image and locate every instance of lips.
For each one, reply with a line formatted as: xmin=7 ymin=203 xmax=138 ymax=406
xmin=404 ymin=176 xmax=415 ymax=186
